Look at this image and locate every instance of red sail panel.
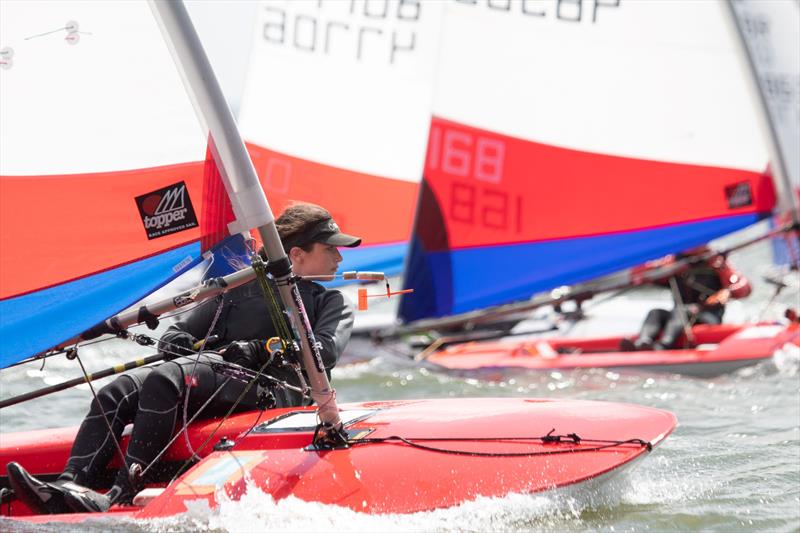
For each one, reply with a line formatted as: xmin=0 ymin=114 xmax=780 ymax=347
xmin=0 ymin=163 xmax=205 ymax=300
xmin=246 ymin=143 xmax=419 ymax=246
xmin=427 ymin=118 xmax=776 ymax=252
xmin=200 ymin=145 xmax=237 ymax=252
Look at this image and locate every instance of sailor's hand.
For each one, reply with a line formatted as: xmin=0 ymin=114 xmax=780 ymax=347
xmin=705 ymin=288 xmax=730 ymax=306
xmin=158 ymin=331 xmax=198 ymax=360
xmin=222 ymin=340 xmax=270 ymax=369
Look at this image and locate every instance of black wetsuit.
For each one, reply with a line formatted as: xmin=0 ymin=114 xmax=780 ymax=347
xmin=59 ymin=279 xmax=353 ymax=493
xmin=637 ymin=262 xmax=725 ymax=349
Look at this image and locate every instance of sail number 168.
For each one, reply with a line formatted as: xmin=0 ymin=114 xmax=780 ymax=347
xmin=427 ymin=124 xmax=523 ymax=233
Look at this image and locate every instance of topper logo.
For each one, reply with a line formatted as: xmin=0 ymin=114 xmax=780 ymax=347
xmin=725 ymin=182 xmax=753 ymax=209
xmin=136 ymin=181 xmax=198 ymax=240
xmin=143 ymin=185 xmax=188 ymax=229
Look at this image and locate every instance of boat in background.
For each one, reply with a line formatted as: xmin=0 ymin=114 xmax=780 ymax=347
xmin=399 ymin=0 xmax=788 ymax=324
xmin=0 ymin=0 xmax=676 ymax=523
xmin=378 ymin=0 xmax=800 ymax=376
xmin=426 ymin=322 xmax=799 ymax=378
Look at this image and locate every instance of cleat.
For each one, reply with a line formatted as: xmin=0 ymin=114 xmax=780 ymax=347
xmin=6 ymin=462 xmax=71 ymax=514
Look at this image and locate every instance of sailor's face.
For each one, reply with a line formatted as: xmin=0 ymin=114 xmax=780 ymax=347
xmin=291 ymin=242 xmax=342 ymax=277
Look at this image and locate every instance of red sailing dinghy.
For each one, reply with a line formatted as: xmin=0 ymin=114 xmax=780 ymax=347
xmin=0 ymin=0 xmax=676 ymax=525
xmin=427 ymin=323 xmax=800 ymax=378
xmin=393 ymin=0 xmax=800 ymax=376
xmin=1 ymin=398 xmax=676 ymax=522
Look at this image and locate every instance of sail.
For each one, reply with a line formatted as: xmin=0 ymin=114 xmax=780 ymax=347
xmin=0 ymin=2 xmax=238 ymax=366
xmin=729 ymin=0 xmax=800 ymax=269
xmin=237 ymin=0 xmax=444 ymax=276
xmin=399 ymin=0 xmax=777 ymax=323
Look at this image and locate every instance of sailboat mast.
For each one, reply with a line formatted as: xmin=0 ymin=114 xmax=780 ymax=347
xmin=148 ymin=0 xmax=343 ymax=430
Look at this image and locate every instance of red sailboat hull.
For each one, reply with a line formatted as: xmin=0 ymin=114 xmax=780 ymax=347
xmin=1 ymin=398 xmax=675 ymax=523
xmin=427 ymin=323 xmax=800 ymax=377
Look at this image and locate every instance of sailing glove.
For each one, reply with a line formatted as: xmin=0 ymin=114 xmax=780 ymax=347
xmin=223 ymin=340 xmax=271 ymax=370
xmin=158 ymin=330 xmax=198 ymax=360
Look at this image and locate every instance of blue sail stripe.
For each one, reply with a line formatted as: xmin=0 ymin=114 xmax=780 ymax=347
xmin=0 ymin=243 xmax=202 ymax=368
xmin=399 ymin=214 xmax=762 ymax=322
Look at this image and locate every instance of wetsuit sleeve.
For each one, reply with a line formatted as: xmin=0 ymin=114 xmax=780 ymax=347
xmin=716 ymin=259 xmax=752 ymax=299
xmin=161 ymin=298 xmax=219 ymax=345
xmin=311 ymin=289 xmax=354 ymax=371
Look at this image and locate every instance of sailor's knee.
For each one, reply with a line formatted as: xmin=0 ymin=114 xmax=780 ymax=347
xmin=139 ymin=364 xmax=183 ymax=403
xmin=89 ymin=375 xmax=137 ymax=413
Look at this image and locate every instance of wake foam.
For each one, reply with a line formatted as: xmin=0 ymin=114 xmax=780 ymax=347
xmin=135 ymin=470 xmax=661 ymax=533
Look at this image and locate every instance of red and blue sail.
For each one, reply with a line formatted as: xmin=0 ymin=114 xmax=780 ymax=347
xmin=398 ymin=1 xmax=781 ymax=323
xmin=0 ymin=2 xmax=237 ymax=367
xmin=399 ymin=118 xmax=776 ymax=323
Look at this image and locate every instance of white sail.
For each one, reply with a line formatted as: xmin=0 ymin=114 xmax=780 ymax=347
xmin=728 ymin=0 xmax=800 ymax=219
xmin=237 ymin=0 xmax=445 ymax=275
xmin=432 ymin=0 xmax=768 ymax=171
xmin=400 ymin=0 xmax=780 ymax=323
xmin=0 ymin=1 xmax=206 ymax=176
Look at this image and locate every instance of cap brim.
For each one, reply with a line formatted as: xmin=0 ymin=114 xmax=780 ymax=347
xmin=319 ymin=232 xmax=361 ymax=248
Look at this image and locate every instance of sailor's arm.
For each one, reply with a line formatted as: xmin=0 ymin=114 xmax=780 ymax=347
xmin=158 ymin=299 xmax=218 ymax=356
xmin=705 ymin=256 xmax=752 ymax=305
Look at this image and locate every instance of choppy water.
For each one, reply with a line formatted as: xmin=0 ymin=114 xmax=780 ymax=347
xmin=1 ymin=227 xmax=799 ymax=532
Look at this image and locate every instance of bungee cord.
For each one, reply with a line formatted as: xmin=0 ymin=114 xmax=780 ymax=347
xmin=347 ymin=431 xmax=653 ymax=458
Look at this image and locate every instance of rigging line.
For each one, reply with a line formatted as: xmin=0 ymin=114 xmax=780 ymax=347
xmin=349 ymin=435 xmax=652 ymax=457
xmin=668 ymin=276 xmax=696 ymax=347
xmin=236 ymin=409 xmax=265 ymax=445
xmin=73 ymin=351 xmax=129 ymax=473
xmin=160 ymin=258 xmax=300 ymax=478
xmin=23 ymin=26 xmax=71 ymax=40
xmin=255 ymin=261 xmax=293 ymax=343
xmin=168 ymin=354 xmax=278 ymax=485
xmin=354 ymin=434 xmax=648 ymax=445
xmin=3 ymin=335 xmax=123 ymax=370
xmin=181 ymin=294 xmax=227 ymax=460
xmin=211 ymin=360 xmax=308 ymax=395
xmin=140 ymin=375 xmax=232 ymax=478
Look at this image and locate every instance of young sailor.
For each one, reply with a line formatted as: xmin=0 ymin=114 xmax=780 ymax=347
xmin=7 ymin=203 xmax=360 ymax=514
xmin=621 ymin=245 xmax=752 ymax=351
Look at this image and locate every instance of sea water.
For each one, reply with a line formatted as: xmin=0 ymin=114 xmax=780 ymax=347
xmin=1 ymin=227 xmax=798 ymax=532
